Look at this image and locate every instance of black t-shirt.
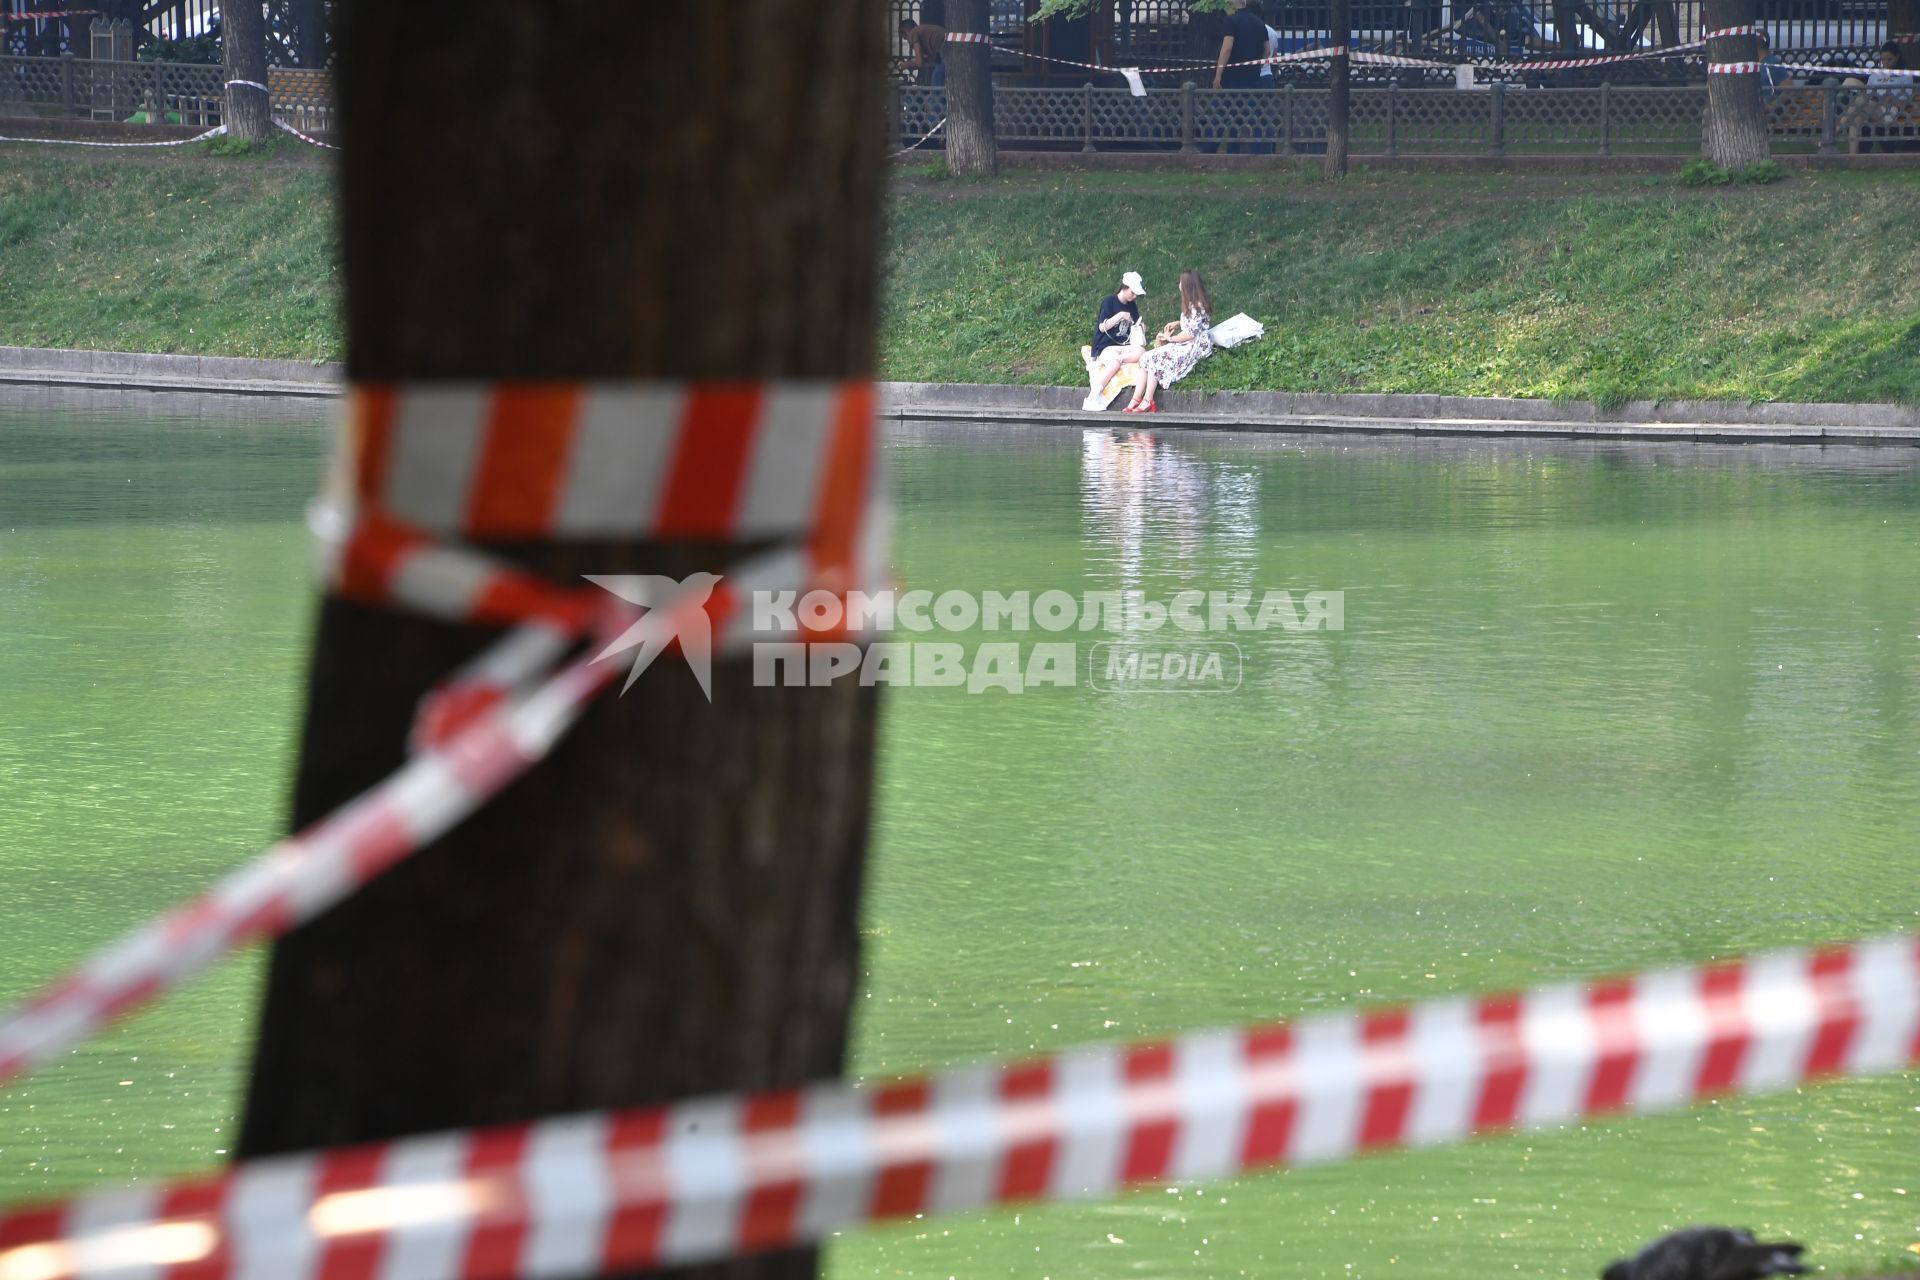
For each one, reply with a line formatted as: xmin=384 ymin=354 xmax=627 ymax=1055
xmin=1222 ymin=9 xmax=1269 ymax=86
xmin=1092 ymin=293 xmax=1139 ymax=356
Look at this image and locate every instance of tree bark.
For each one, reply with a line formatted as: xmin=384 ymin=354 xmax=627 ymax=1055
xmin=235 ymin=7 xmax=887 ymax=1280
xmin=222 ymin=0 xmax=272 ymax=141
xmin=1701 ymin=0 xmax=1768 ymax=167
xmin=290 ymin=0 xmax=329 ymax=67
xmin=946 ymin=0 xmax=997 ymax=174
xmin=1325 ymin=0 xmax=1351 ymax=175
xmin=1890 ymin=0 xmax=1920 ymax=47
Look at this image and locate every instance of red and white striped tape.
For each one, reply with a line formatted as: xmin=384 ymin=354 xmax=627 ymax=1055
xmin=0 ymin=6 xmax=95 ymax=19
xmin=0 ymin=610 xmax=626 ymax=1088
xmin=0 ymin=379 xmax=886 ymax=1089
xmin=943 ymin=31 xmax=993 ymax=44
xmin=931 ymin=38 xmax=1705 ymax=80
xmin=1707 ymin=61 xmax=1764 ymax=73
xmin=1455 ymin=38 xmax=1704 ymax=71
xmin=272 ymin=118 xmax=340 ymax=150
xmin=339 ymin=382 xmax=876 ymax=543
xmin=1701 ymin=24 xmax=1759 ymax=39
xmin=0 ymin=935 xmax=1914 ymax=1280
xmin=0 ymin=125 xmax=226 ymax=149
xmin=1786 ymin=60 xmax=1920 ymax=77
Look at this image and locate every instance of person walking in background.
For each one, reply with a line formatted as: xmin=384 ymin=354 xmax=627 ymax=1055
xmin=900 ymin=15 xmax=948 ymax=86
xmin=1123 ymin=270 xmax=1214 ymax=414
xmin=1212 ymin=0 xmax=1272 ymax=152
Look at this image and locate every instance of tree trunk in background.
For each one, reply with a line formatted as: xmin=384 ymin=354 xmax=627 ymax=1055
xmin=1552 ymin=0 xmax=1583 ymax=52
xmin=291 ymin=0 xmax=328 ymax=67
xmin=235 ymin=7 xmax=887 ymax=1280
xmin=222 ymin=0 xmax=271 ymax=141
xmin=946 ymin=0 xmax=997 ymax=174
xmin=1890 ymin=0 xmax=1920 ymax=45
xmin=1326 ymin=0 xmax=1351 ymax=175
xmin=1701 ymin=0 xmax=1768 ymax=167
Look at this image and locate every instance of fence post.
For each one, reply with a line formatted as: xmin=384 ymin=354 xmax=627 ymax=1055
xmin=1083 ymin=81 xmax=1095 ymax=152
xmin=1818 ymin=82 xmax=1836 ymax=155
xmin=1282 ymin=81 xmax=1295 ymax=154
xmin=152 ymin=58 xmax=167 ymax=124
xmin=1181 ymin=81 xmax=1197 ymax=152
xmin=1488 ymin=79 xmax=1506 ymax=156
xmin=1386 ymin=81 xmax=1398 ymax=157
xmin=1599 ymin=80 xmax=1611 ymax=156
xmin=60 ymin=51 xmax=76 ymax=118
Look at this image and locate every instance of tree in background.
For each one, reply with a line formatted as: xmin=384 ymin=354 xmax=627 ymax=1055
xmin=1326 ymin=0 xmax=1350 ymax=173
xmin=285 ymin=0 xmax=330 ymax=66
xmin=1891 ymin=0 xmax=1919 ymax=47
xmin=221 ymin=0 xmax=271 ymax=141
xmin=947 ymin=0 xmax=998 ymax=174
xmin=1700 ymin=0 xmax=1768 ymax=167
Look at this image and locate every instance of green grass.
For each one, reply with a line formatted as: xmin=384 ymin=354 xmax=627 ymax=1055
xmin=881 ymin=167 xmax=1920 ymax=404
xmin=1 ymin=146 xmax=1917 ymax=403
xmin=0 ymin=145 xmax=337 ymax=361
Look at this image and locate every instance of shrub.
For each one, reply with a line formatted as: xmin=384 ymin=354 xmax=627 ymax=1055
xmin=1677 ymin=158 xmax=1731 ymax=187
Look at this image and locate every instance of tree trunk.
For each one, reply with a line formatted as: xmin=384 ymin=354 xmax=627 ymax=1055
xmin=290 ymin=0 xmax=328 ymax=67
xmin=1701 ymin=0 xmax=1768 ymax=167
xmin=234 ymin=8 xmax=887 ymax=1280
xmin=946 ymin=0 xmax=997 ymax=174
xmin=222 ymin=0 xmax=272 ymax=141
xmin=1552 ymin=0 xmax=1583 ymax=52
xmin=1891 ymin=0 xmax=1920 ymax=45
xmin=1325 ymin=0 xmax=1351 ymax=175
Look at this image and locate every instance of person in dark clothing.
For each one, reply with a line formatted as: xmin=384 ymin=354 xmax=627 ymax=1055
xmin=1214 ymin=0 xmax=1271 ymax=89
xmin=1084 ymin=271 xmax=1147 ymax=402
xmin=1092 ymin=271 xmax=1144 ymax=358
xmin=1212 ymin=0 xmax=1273 ymax=152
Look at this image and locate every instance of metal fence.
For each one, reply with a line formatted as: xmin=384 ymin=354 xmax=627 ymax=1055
xmin=896 ymin=82 xmax=1915 ymax=155
xmin=889 ymin=0 xmax=1896 ymax=86
xmin=0 ymin=53 xmax=224 ymax=124
xmin=0 ymin=54 xmax=341 ymax=130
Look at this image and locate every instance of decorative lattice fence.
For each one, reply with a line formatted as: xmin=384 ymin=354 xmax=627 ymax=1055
xmin=0 ymin=56 xmax=333 ymax=133
xmin=896 ymin=80 xmax=1872 ymax=156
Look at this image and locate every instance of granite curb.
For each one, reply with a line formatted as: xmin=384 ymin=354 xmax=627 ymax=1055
xmin=1 ymin=350 xmax=1913 ymax=443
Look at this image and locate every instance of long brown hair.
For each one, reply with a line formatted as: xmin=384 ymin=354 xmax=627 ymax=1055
xmin=1178 ymin=269 xmax=1212 ymax=318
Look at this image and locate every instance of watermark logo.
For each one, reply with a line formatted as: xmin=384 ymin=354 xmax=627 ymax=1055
xmin=1088 ymin=641 xmax=1243 ymax=693
xmin=584 ymin=573 xmax=723 ymax=699
xmin=583 ymin=582 xmax=1340 ymax=698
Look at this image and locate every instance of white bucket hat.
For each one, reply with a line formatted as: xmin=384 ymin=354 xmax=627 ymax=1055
xmin=1121 ymin=271 xmax=1147 ymax=294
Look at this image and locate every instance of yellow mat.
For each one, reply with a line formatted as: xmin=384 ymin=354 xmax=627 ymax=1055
xmin=1082 ymin=345 xmax=1142 ymax=411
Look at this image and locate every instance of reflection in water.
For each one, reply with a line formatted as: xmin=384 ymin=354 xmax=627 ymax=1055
xmin=861 ymin=422 xmax=1920 ymax=1280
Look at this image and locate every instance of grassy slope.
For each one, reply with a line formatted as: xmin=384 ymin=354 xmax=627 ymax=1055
xmin=0 ymin=144 xmax=337 ymax=361
xmin=881 ymin=168 xmax=1920 ymax=405
xmin=0 ymin=147 xmax=1916 ymax=402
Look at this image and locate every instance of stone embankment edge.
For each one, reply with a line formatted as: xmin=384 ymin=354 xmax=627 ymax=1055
xmin=881 ymin=381 xmax=1920 ymax=445
xmin=0 ymin=345 xmax=342 ymax=398
xmin=2 ymin=349 xmax=1915 ymax=443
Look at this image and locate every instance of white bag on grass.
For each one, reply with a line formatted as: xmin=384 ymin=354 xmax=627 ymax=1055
xmin=1209 ymin=313 xmax=1265 ymax=348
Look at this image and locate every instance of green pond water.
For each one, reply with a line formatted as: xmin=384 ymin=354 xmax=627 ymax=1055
xmin=1 ymin=394 xmax=1916 ymax=1279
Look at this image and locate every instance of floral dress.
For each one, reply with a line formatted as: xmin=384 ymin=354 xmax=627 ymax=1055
xmin=1140 ymin=307 xmax=1213 ymax=385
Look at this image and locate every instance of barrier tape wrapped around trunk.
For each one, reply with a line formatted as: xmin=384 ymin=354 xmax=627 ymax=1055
xmin=0 ymin=935 xmax=1914 ymax=1280
xmin=0 ymin=379 xmax=887 ymax=1088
